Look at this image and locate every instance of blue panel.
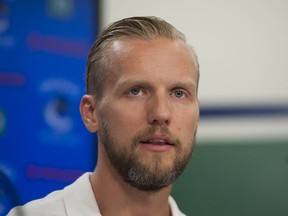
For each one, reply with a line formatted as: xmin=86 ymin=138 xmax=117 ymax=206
xmin=0 ymin=0 xmax=98 ymax=215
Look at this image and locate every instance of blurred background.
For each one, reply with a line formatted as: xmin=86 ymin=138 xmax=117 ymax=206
xmin=0 ymin=0 xmax=288 ymax=215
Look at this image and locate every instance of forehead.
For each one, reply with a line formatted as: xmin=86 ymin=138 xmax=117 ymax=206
xmin=109 ymin=37 xmax=194 ymax=61
xmin=105 ymin=38 xmax=198 ymax=85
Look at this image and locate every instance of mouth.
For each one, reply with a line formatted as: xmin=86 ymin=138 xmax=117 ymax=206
xmin=140 ymin=138 xmax=174 ymax=145
xmin=139 ymin=135 xmax=175 ymax=152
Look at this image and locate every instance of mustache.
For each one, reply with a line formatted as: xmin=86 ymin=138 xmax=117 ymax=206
xmin=132 ymin=126 xmax=181 ymax=147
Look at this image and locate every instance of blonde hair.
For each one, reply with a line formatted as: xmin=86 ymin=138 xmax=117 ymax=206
xmin=86 ymin=16 xmax=199 ymax=97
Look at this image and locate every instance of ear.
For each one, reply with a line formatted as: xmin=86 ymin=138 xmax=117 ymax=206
xmin=80 ymin=95 xmax=99 ymax=133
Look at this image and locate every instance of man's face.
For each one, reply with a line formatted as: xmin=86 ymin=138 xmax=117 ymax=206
xmin=96 ymin=38 xmax=199 ymax=191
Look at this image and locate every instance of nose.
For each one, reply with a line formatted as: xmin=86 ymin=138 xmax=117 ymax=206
xmin=147 ymin=93 xmax=171 ymax=126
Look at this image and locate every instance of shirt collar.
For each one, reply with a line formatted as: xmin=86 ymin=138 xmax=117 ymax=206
xmin=64 ymin=172 xmax=101 ymax=216
xmin=63 ymin=172 xmax=185 ymax=216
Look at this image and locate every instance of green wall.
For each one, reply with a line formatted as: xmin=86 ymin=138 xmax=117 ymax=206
xmin=172 ymin=140 xmax=288 ymax=216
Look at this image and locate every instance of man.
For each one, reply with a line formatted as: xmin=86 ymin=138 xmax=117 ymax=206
xmin=8 ymin=16 xmax=199 ymax=216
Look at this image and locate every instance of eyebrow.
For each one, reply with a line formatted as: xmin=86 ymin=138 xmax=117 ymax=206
xmin=113 ymin=79 xmax=151 ymax=91
xmin=171 ymin=80 xmax=197 ymax=89
xmin=114 ymin=78 xmax=197 ymax=93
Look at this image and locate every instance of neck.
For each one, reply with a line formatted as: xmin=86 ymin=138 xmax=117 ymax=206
xmin=90 ymin=156 xmax=173 ymax=216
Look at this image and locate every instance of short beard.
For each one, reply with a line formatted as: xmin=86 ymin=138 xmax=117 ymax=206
xmin=99 ymin=120 xmax=196 ymax=192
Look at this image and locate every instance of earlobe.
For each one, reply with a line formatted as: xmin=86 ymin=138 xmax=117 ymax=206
xmin=80 ymin=95 xmax=99 ymax=133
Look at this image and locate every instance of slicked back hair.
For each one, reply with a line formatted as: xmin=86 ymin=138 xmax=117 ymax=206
xmin=86 ymin=16 xmax=199 ymax=99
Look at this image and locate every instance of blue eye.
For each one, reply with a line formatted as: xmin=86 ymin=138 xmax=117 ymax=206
xmin=130 ymin=88 xmax=141 ymax=95
xmin=174 ymin=90 xmax=185 ymax=98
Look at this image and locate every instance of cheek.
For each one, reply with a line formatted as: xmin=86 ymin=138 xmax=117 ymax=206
xmin=102 ymin=104 xmax=144 ymax=134
xmin=176 ymin=106 xmax=198 ymax=126
xmin=175 ymin=110 xmax=198 ymax=139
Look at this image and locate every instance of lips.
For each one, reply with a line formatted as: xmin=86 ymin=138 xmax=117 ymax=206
xmin=140 ymin=135 xmax=174 ymax=146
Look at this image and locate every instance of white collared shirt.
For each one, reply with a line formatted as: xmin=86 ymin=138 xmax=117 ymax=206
xmin=8 ymin=172 xmax=186 ymax=216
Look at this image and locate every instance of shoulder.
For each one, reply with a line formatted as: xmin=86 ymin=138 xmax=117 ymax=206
xmin=169 ymin=196 xmax=187 ymax=216
xmin=7 ymin=172 xmax=100 ymax=216
xmin=7 ymin=189 xmax=66 ymax=216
